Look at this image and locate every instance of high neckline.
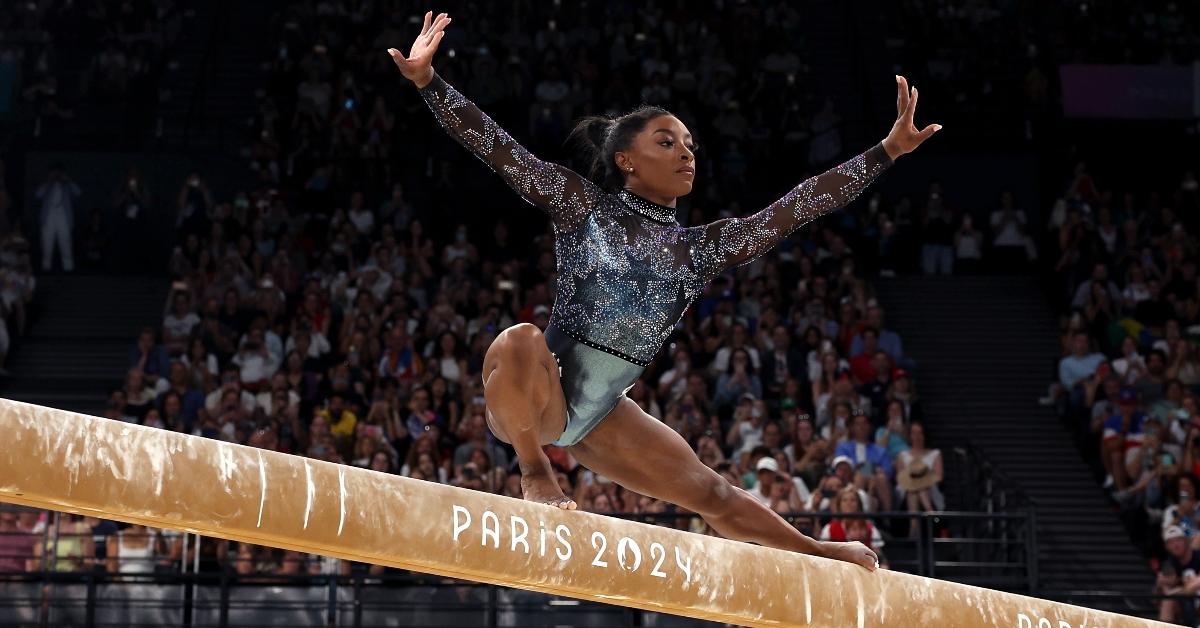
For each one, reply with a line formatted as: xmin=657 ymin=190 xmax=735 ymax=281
xmin=617 ymin=190 xmax=678 ymax=225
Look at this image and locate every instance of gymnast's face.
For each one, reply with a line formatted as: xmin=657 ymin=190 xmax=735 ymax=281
xmin=615 ymin=115 xmax=696 ymax=201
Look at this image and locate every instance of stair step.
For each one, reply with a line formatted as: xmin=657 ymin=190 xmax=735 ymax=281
xmin=878 ymin=274 xmax=1148 ymax=596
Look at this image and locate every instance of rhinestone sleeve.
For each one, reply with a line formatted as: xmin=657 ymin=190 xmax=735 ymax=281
xmin=418 ymin=72 xmax=598 ymax=231
xmin=690 ymin=143 xmax=893 ymax=280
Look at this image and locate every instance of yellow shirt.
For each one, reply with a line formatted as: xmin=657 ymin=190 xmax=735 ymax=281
xmin=322 ymin=409 xmax=358 ymax=438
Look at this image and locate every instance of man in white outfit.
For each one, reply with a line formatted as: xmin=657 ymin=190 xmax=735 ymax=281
xmin=34 ymin=163 xmax=80 ymax=272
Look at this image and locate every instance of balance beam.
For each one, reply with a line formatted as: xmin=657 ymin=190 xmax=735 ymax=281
xmin=0 ymin=398 xmax=1172 ymax=627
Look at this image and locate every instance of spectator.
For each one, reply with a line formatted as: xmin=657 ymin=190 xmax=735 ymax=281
xmin=106 ymin=523 xmax=159 ymax=576
xmin=953 ymin=214 xmax=983 ymax=273
xmin=713 ymin=348 xmax=763 ymax=414
xmin=836 ymin=413 xmax=895 ymax=511
xmin=1136 ymin=350 xmax=1170 ymax=404
xmin=1112 ymin=336 xmax=1147 ymax=385
xmin=919 ymin=184 xmax=954 ymax=275
xmin=760 ymin=325 xmax=806 ymax=402
xmin=128 ymin=327 xmax=171 ymax=390
xmin=34 ymin=163 xmax=80 ymax=272
xmin=162 ymin=289 xmax=200 ymax=356
xmin=1163 ymin=476 xmax=1200 ymax=541
xmin=1157 ymin=525 xmax=1200 ymax=625
xmin=851 ymin=306 xmax=905 ymax=362
xmin=156 ymin=361 xmax=204 ymax=431
xmin=710 ymin=322 xmax=761 ymax=374
xmin=819 ymin=486 xmax=886 ymax=558
xmin=1071 ymin=263 xmax=1122 ymax=311
xmin=989 ymin=190 xmax=1031 ymax=268
xmin=875 ymin=405 xmax=911 ymax=460
xmin=785 ymin=416 xmax=829 ymax=488
xmin=0 ymin=510 xmax=37 ymax=572
xmin=724 ymin=393 xmax=766 ymax=458
xmin=33 ymin=514 xmax=93 ymax=572
xmin=895 ymin=422 xmax=944 ymax=535
xmin=1059 ymin=331 xmax=1106 ymax=409
xmin=1102 ymin=387 xmax=1149 ymax=490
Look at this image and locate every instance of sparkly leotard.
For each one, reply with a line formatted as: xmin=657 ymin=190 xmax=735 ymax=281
xmin=420 ymin=72 xmax=893 ymax=445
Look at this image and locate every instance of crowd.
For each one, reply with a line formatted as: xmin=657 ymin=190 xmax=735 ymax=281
xmin=0 ymin=1 xmax=958 ymax=578
xmin=0 ymin=0 xmax=183 ymax=138
xmin=1046 ymin=158 xmax=1200 ymax=623
xmin=0 ymin=157 xmax=35 ymax=377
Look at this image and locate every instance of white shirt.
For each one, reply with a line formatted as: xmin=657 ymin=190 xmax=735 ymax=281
xmin=990 ymin=209 xmax=1027 ymax=247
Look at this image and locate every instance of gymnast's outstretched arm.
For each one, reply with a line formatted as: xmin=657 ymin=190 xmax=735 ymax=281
xmin=388 ymin=12 xmax=598 ymax=232
xmin=691 ymin=74 xmax=942 ymax=280
xmin=690 ymin=143 xmax=894 ymax=280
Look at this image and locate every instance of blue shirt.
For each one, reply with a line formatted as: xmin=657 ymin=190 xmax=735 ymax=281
xmin=835 ymin=440 xmax=895 ymax=480
xmin=1058 ymin=352 xmax=1106 ymax=388
xmin=851 ymin=330 xmax=904 ymax=360
xmin=1102 ymin=412 xmax=1147 ymax=449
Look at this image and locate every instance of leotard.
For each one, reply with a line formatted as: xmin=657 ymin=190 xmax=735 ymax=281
xmin=419 ymin=72 xmax=892 ymax=445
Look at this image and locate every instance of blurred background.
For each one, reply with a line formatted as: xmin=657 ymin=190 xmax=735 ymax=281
xmin=0 ymin=0 xmax=1197 ymax=626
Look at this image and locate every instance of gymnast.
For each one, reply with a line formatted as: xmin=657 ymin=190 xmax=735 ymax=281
xmin=388 ymin=11 xmax=940 ymax=571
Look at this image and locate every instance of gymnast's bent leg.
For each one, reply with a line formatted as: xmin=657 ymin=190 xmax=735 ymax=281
xmin=481 ymin=323 xmax=576 ymax=509
xmin=568 ymin=397 xmax=878 ymax=570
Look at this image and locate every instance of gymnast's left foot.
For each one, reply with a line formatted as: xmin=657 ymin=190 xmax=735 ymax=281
xmin=521 ymin=466 xmax=577 ymax=510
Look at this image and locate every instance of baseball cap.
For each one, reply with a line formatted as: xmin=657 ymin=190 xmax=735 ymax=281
xmin=740 ymin=392 xmax=758 ymax=403
xmin=1164 ymin=525 xmax=1187 ymax=542
xmin=533 ymin=305 xmax=550 ymax=316
xmin=755 ymin=457 xmax=781 ymax=474
xmin=1117 ymin=386 xmax=1139 ymax=404
xmin=832 ymin=455 xmax=854 ymax=469
xmin=892 ymin=368 xmax=910 ymax=380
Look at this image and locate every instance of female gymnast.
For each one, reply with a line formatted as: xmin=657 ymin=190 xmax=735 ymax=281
xmin=389 ymin=11 xmax=940 ymax=571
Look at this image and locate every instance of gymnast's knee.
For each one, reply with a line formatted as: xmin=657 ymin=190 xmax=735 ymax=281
xmin=690 ymin=472 xmax=740 ymax=517
xmin=495 ymin=323 xmax=549 ymax=362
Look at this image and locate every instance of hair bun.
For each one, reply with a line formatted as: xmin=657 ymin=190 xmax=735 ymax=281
xmin=574 ymin=116 xmax=615 ymax=152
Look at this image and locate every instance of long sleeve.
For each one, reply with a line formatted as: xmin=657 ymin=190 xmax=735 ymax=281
xmin=690 ymin=143 xmax=893 ymax=280
xmin=419 ymin=72 xmax=598 ymax=231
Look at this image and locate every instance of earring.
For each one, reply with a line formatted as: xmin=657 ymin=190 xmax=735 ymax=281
xmin=626 ymin=167 xmax=633 ymax=172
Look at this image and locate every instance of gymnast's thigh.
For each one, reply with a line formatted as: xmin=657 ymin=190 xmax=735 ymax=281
xmin=568 ymin=396 xmax=728 ymax=509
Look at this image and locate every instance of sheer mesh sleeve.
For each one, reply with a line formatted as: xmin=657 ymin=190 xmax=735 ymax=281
xmin=690 ymin=143 xmax=893 ymax=279
xmin=419 ymin=72 xmax=598 ymax=231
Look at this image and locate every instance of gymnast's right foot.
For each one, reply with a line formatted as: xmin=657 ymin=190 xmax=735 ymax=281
xmin=521 ymin=471 xmax=577 ymax=510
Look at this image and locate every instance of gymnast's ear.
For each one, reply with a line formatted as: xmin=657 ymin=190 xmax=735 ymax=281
xmin=613 ymin=151 xmax=633 ymax=174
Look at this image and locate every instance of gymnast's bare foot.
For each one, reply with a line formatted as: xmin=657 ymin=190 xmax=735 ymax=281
xmin=821 ymin=540 xmax=879 ymax=571
xmin=521 ymin=470 xmax=577 ymax=510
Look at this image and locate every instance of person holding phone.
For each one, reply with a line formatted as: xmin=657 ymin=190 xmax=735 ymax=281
xmin=389 ymin=11 xmax=940 ymax=571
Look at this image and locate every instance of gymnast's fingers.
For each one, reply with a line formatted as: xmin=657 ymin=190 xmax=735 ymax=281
xmin=905 ymin=86 xmax=918 ymax=126
xmin=419 ymin=10 xmax=432 ymax=37
xmin=864 ymin=545 xmax=879 ymax=571
xmin=915 ymin=123 xmax=942 ymax=144
xmin=430 ymin=13 xmax=451 ymax=36
xmin=895 ymin=75 xmax=908 ymax=119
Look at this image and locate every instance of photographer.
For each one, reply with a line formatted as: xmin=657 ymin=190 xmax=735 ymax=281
xmin=34 ymin=163 xmax=81 ymax=272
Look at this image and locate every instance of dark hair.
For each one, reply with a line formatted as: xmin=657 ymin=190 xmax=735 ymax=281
xmin=727 ymin=347 xmax=757 ymax=375
xmin=569 ymin=106 xmax=674 ymax=191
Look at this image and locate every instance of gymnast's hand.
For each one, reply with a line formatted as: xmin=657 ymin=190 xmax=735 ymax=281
xmin=881 ymin=75 xmax=941 ymax=161
xmin=387 ymin=11 xmax=452 ymax=89
xmin=820 ymin=540 xmax=880 ymax=572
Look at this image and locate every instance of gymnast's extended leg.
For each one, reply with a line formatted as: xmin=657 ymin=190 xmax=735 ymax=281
xmin=481 ymin=323 xmax=576 ymax=509
xmin=568 ymin=397 xmax=878 ymax=570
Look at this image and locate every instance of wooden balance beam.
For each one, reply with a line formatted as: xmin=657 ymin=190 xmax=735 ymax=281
xmin=0 ymin=398 xmax=1173 ymax=627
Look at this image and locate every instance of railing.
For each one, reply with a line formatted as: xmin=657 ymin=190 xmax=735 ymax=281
xmin=0 ymin=508 xmax=1038 ymax=627
xmin=953 ymin=442 xmax=1037 ymax=513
